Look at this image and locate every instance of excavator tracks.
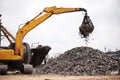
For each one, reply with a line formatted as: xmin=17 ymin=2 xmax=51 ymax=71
xmin=21 ymin=64 xmax=33 ymax=74
xmin=0 ymin=64 xmax=33 ymax=75
xmin=0 ymin=65 xmax=7 ymax=75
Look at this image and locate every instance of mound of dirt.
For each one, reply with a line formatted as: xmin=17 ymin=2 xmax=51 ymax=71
xmin=34 ymin=47 xmax=120 ymax=76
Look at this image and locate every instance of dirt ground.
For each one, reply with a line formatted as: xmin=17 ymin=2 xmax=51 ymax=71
xmin=0 ymin=74 xmax=120 ymax=80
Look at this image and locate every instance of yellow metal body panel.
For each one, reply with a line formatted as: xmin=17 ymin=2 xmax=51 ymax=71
xmin=0 ymin=49 xmax=22 ymax=60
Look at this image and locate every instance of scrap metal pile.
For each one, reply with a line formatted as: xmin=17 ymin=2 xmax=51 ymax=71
xmin=34 ymin=47 xmax=120 ymax=76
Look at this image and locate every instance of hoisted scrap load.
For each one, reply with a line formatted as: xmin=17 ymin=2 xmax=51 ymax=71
xmin=0 ymin=6 xmax=93 ymax=75
xmin=79 ymin=13 xmax=94 ymax=38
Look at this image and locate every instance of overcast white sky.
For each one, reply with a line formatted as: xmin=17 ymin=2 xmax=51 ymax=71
xmin=0 ymin=0 xmax=120 ymax=57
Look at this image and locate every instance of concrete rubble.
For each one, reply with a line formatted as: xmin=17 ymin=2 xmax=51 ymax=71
xmin=34 ymin=47 xmax=120 ymax=76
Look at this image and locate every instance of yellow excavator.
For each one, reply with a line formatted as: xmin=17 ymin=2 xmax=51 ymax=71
xmin=0 ymin=6 xmax=91 ymax=74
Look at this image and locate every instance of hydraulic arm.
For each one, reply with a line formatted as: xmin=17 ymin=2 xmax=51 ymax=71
xmin=15 ymin=6 xmax=87 ymax=57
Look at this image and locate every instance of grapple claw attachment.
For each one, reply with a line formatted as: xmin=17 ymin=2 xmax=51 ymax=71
xmin=79 ymin=13 xmax=94 ymax=38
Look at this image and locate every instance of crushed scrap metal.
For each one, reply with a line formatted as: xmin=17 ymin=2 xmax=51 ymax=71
xmin=34 ymin=47 xmax=120 ymax=76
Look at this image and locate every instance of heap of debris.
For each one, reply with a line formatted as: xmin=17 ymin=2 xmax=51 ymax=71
xmin=34 ymin=47 xmax=120 ymax=76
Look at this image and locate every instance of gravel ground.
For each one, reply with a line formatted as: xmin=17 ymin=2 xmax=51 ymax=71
xmin=0 ymin=75 xmax=120 ymax=80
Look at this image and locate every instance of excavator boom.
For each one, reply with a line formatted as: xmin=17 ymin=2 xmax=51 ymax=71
xmin=43 ymin=6 xmax=87 ymax=14
xmin=15 ymin=6 xmax=87 ymax=56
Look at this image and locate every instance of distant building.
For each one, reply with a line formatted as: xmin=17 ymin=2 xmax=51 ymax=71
xmin=106 ymin=50 xmax=120 ymax=59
